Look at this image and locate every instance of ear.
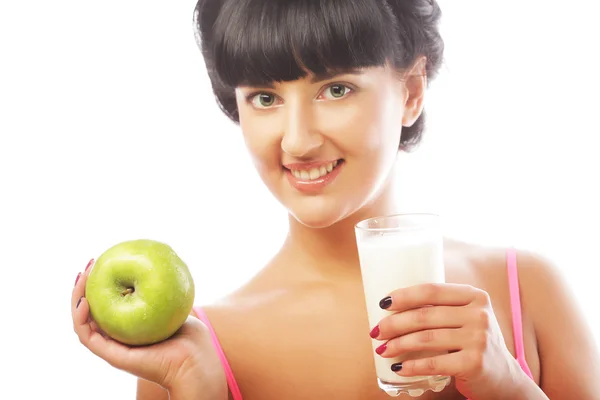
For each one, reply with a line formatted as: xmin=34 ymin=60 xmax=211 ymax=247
xmin=401 ymin=56 xmax=428 ymax=128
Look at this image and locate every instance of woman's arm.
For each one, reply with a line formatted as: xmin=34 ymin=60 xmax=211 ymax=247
xmin=135 ymin=353 xmax=232 ymax=400
xmin=136 ymin=307 xmax=231 ymax=400
xmin=135 ymin=379 xmax=228 ymax=400
xmin=520 ymin=250 xmax=600 ymax=399
xmin=136 ymin=379 xmax=168 ymax=400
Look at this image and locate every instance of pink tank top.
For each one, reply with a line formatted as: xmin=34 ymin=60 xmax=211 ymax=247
xmin=194 ymin=248 xmax=534 ymax=399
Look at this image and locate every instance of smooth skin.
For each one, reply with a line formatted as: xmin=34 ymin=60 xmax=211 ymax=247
xmin=73 ymin=60 xmax=600 ymax=399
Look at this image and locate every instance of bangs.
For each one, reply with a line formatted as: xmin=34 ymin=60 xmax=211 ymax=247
xmin=210 ymin=0 xmax=399 ymax=87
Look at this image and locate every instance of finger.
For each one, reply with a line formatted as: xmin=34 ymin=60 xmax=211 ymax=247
xmin=394 ymin=351 xmax=464 ymax=377
xmin=71 ymin=259 xmax=94 ymax=310
xmin=375 ymin=306 xmax=468 ymax=340
xmin=377 ymin=329 xmax=463 ymax=358
xmin=72 ymin=259 xmax=95 ymax=331
xmin=380 ymin=283 xmax=483 ymax=312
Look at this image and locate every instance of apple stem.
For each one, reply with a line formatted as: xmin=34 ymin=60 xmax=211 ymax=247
xmin=121 ymin=287 xmax=135 ymax=296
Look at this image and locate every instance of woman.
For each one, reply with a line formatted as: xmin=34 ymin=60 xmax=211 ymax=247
xmin=71 ymin=0 xmax=600 ymax=398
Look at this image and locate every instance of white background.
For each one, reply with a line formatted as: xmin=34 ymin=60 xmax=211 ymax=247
xmin=1 ymin=0 xmax=598 ymax=398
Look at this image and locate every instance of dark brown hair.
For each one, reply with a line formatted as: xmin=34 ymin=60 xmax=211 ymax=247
xmin=193 ymin=0 xmax=444 ymax=150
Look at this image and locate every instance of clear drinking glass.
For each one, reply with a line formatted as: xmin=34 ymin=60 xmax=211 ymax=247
xmin=355 ymin=213 xmax=452 ymax=398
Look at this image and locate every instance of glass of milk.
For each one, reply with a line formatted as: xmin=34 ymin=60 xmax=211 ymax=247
xmin=355 ymin=213 xmax=452 ymax=398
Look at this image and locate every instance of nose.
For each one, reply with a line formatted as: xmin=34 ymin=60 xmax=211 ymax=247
xmin=280 ymin=101 xmax=323 ymax=158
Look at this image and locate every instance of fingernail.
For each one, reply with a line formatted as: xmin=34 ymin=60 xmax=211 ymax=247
xmin=85 ymin=259 xmax=94 ymax=271
xmin=375 ymin=343 xmax=387 ymax=355
xmin=391 ymin=363 xmax=403 ymax=372
xmin=74 ymin=273 xmax=81 ymax=287
xmin=379 ymin=296 xmax=392 ymax=309
xmin=369 ymin=325 xmax=380 ymax=339
xmin=76 ymin=297 xmax=82 ymax=309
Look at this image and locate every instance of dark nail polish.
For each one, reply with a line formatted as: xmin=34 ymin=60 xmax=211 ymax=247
xmin=375 ymin=343 xmax=387 ymax=355
xmin=85 ymin=259 xmax=94 ymax=271
xmin=391 ymin=363 xmax=403 ymax=372
xmin=75 ymin=273 xmax=81 ymax=287
xmin=369 ymin=325 xmax=380 ymax=339
xmin=76 ymin=297 xmax=82 ymax=309
xmin=379 ymin=296 xmax=392 ymax=309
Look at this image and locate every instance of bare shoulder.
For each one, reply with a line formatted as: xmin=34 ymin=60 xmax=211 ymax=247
xmin=443 ymin=238 xmax=534 ymax=350
xmin=449 ymin=238 xmax=586 ymax=326
xmin=443 ymin=237 xmax=563 ymax=292
xmin=442 ymin=237 xmax=516 ymax=292
xmin=445 ymin=237 xmax=600 ymax=397
xmin=444 ymin=237 xmax=587 ymax=331
xmin=513 ymin=248 xmax=600 ymax=396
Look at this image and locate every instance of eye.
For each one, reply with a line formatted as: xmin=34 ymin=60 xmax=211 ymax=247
xmin=249 ymin=93 xmax=279 ymax=109
xmin=321 ymin=84 xmax=352 ymax=100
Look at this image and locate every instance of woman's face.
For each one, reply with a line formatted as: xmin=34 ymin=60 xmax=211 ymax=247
xmin=235 ymin=63 xmax=426 ymax=229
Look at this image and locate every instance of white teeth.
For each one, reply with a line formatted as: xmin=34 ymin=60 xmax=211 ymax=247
xmin=309 ymin=168 xmax=320 ymax=180
xmin=291 ymin=161 xmax=340 ymax=181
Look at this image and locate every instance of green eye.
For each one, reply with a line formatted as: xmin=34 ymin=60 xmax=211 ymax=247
xmin=324 ymin=84 xmax=351 ymax=100
xmin=329 ymin=84 xmax=347 ymax=98
xmin=251 ymin=93 xmax=276 ymax=108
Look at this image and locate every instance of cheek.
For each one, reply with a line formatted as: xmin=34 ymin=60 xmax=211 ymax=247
xmin=238 ymin=113 xmax=282 ymax=174
xmin=319 ymin=95 xmax=403 ymax=156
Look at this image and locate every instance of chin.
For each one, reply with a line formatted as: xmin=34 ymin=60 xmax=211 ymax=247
xmin=287 ymin=200 xmax=356 ymax=229
xmin=270 ymin=169 xmax=384 ymax=230
xmin=290 ymin=213 xmax=341 ymax=229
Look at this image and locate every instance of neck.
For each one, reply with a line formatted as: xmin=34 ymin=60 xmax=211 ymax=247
xmin=282 ymin=173 xmax=402 ymax=277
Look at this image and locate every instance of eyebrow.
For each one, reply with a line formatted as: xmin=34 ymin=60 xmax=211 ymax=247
xmin=245 ymin=68 xmax=365 ymax=89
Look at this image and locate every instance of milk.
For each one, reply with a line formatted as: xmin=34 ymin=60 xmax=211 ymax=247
xmin=357 ymin=230 xmax=446 ymax=385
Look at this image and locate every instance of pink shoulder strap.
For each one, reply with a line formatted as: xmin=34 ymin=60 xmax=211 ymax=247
xmin=506 ymin=248 xmax=534 ymax=379
xmin=194 ymin=306 xmax=243 ymax=400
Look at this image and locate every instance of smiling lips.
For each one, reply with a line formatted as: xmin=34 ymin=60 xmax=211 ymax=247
xmin=283 ymin=159 xmax=344 ymax=194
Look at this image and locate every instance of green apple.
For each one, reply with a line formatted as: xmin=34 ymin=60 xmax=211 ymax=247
xmin=85 ymin=239 xmax=195 ymax=346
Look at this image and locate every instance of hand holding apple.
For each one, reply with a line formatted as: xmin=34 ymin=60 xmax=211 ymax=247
xmin=71 ymin=240 xmax=227 ymax=396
